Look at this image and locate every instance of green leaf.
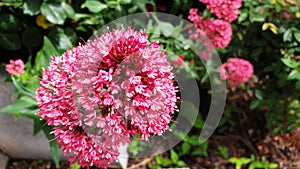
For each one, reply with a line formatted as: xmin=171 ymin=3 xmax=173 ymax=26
xmin=155 ymin=155 xmax=164 ymax=165
xmin=191 ymin=146 xmax=208 ymax=157
xmin=158 ymin=21 xmax=174 ymax=37
xmin=61 ymin=2 xmax=75 ymax=19
xmin=295 ymin=80 xmax=300 ymax=90
xmin=70 ymin=163 xmax=81 ymax=169
xmin=288 ymin=70 xmax=300 ymax=80
xmin=170 ymin=149 xmax=179 ymax=163
xmin=281 ymin=58 xmax=298 ymax=68
xmin=185 ymin=135 xmax=199 ymax=145
xmin=0 ymin=96 xmax=38 ymax=118
xmin=238 ymin=12 xmax=248 ymax=23
xmin=0 ymin=32 xmax=21 ymax=50
xmin=0 ymin=99 xmax=31 ymax=114
xmin=283 ymin=29 xmax=292 ymax=42
xmin=41 ymin=2 xmax=74 ymax=25
xmin=250 ymin=100 xmax=261 ymax=110
xmin=3 ymin=0 xmax=23 ymax=6
xmin=81 ymin=0 xmax=108 ymax=13
xmin=176 ymin=160 xmax=187 ymax=167
xmin=255 ymin=90 xmax=263 ymax=101
xmin=294 ymin=31 xmax=300 ymax=43
xmin=217 ymin=146 xmax=228 ymax=158
xmin=50 ymin=141 xmax=60 ymax=168
xmin=65 ymin=28 xmax=78 ymax=44
xmin=193 ymin=117 xmax=204 ymax=129
xmin=181 ymin=142 xmax=191 ymax=155
xmin=33 ymin=118 xmax=43 ymax=135
xmin=48 ymin=28 xmax=72 ymax=53
xmin=249 ymin=14 xmax=265 ymax=23
xmin=23 ymin=0 xmax=42 ymax=16
xmin=22 ymin=26 xmax=42 ymax=47
xmin=191 ymin=141 xmax=208 ymax=156
xmin=0 ymin=14 xmax=22 ymax=32
xmin=34 ymin=36 xmax=59 ymax=70
xmin=120 ymin=0 xmax=132 ymax=4
xmin=12 ymin=76 xmax=36 ymax=98
xmin=42 ymin=126 xmax=60 ymax=167
xmin=269 ymin=162 xmax=278 ymax=168
xmin=251 ymin=47 xmax=263 ymax=57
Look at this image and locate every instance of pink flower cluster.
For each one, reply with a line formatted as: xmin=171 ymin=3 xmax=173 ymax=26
xmin=200 ymin=0 xmax=242 ymax=22
xmin=5 ymin=59 xmax=25 ymax=76
xmin=218 ymin=58 xmax=254 ymax=85
xmin=188 ymin=8 xmax=232 ymax=58
xmin=36 ymin=28 xmax=178 ymax=168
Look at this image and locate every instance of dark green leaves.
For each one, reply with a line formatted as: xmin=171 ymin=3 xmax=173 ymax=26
xmin=81 ymin=0 xmax=108 ymax=13
xmin=0 ymin=32 xmax=21 ymax=50
xmin=48 ymin=28 xmax=73 ymax=53
xmin=42 ymin=125 xmax=61 ymax=168
xmin=12 ymin=76 xmax=36 ymax=98
xmin=41 ymin=2 xmax=75 ymax=25
xmin=22 ymin=26 xmax=42 ymax=47
xmin=0 ymin=96 xmax=38 ymax=119
xmin=170 ymin=149 xmax=179 ymax=164
xmin=283 ymin=29 xmax=292 ymax=42
xmin=34 ymin=36 xmax=59 ymax=70
xmin=294 ymin=30 xmax=300 ymax=43
xmin=23 ymin=0 xmax=42 ymax=16
xmin=0 ymin=14 xmax=21 ymax=32
xmin=281 ymin=58 xmax=299 ymax=69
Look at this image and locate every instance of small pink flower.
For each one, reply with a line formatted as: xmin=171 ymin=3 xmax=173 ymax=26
xmin=172 ymin=55 xmax=185 ymax=67
xmin=5 ymin=59 xmax=25 ymax=76
xmin=218 ymin=58 xmax=254 ymax=85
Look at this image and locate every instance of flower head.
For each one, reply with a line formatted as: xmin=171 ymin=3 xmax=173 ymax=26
xmin=5 ymin=59 xmax=25 ymax=76
xmin=218 ymin=58 xmax=254 ymax=85
xmin=200 ymin=0 xmax=242 ymax=22
xmin=188 ymin=9 xmax=232 ymax=49
xmin=37 ymin=28 xmax=178 ymax=168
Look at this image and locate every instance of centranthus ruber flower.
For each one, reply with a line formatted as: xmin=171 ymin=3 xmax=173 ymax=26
xmin=36 ymin=28 xmax=178 ymax=168
xmin=200 ymin=0 xmax=242 ymax=22
xmin=5 ymin=59 xmax=25 ymax=76
xmin=188 ymin=8 xmax=232 ymax=49
xmin=218 ymin=58 xmax=254 ymax=85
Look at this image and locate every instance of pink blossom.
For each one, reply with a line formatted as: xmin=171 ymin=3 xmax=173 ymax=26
xmin=37 ymin=28 xmax=178 ymax=168
xmin=188 ymin=9 xmax=232 ymax=49
xmin=200 ymin=0 xmax=242 ymax=22
xmin=218 ymin=58 xmax=254 ymax=85
xmin=204 ymin=19 xmax=232 ymax=49
xmin=5 ymin=59 xmax=25 ymax=76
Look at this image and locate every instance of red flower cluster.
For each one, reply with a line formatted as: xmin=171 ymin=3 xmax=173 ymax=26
xmin=37 ymin=28 xmax=178 ymax=168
